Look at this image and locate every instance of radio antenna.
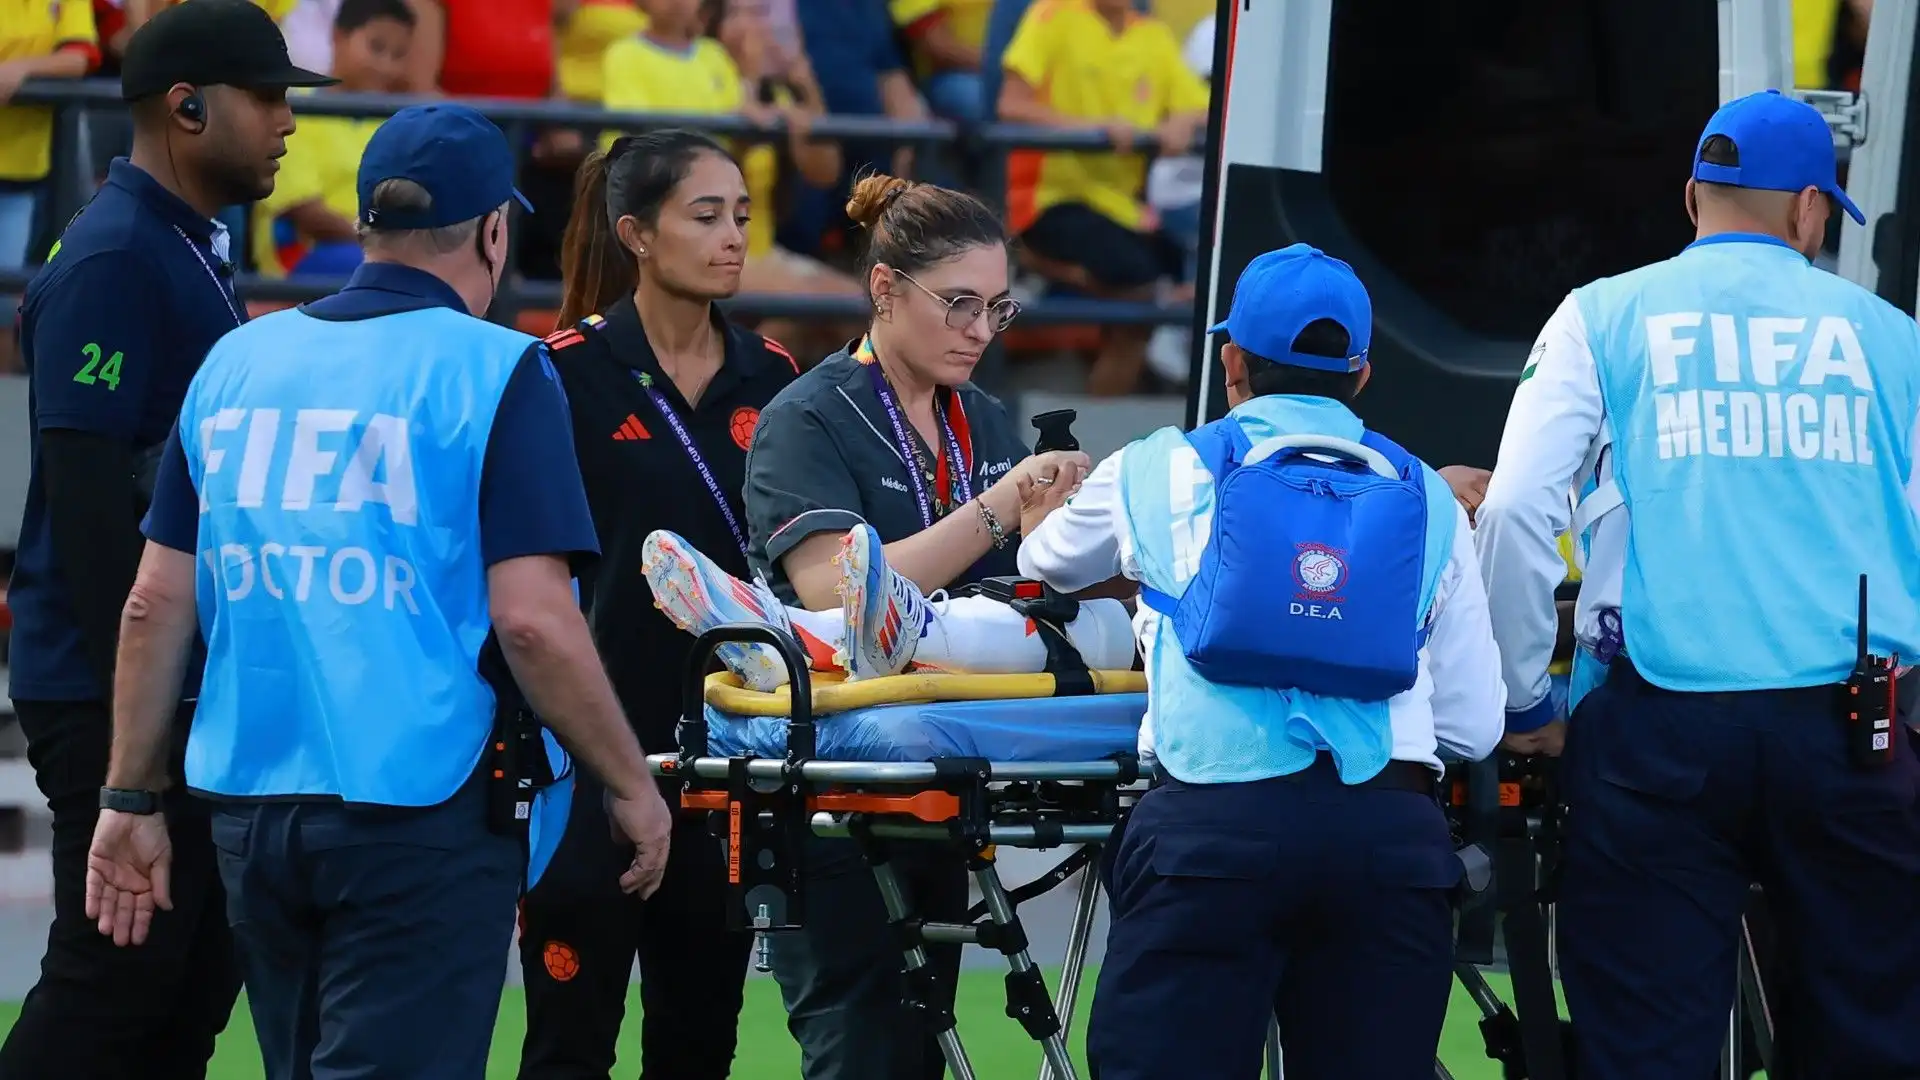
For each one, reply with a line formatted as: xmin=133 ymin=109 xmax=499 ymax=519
xmin=1859 ymin=573 xmax=1870 ymax=658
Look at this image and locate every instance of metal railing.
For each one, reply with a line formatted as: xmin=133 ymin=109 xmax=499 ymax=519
xmin=3 ymin=79 xmax=1197 ymax=336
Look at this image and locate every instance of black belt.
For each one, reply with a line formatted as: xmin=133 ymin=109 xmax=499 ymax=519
xmin=1152 ymin=751 xmax=1437 ymax=797
xmin=1609 ymin=655 xmax=1920 ymax=722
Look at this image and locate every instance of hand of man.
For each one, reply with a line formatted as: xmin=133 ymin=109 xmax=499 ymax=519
xmin=608 ymin=783 xmax=674 ymax=899
xmin=1438 ymin=465 xmax=1491 ymax=526
xmin=1500 ymin=719 xmax=1567 ymax=758
xmin=85 ymin=808 xmax=173 ymax=946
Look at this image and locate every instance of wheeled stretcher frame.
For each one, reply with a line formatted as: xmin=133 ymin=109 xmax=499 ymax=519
xmin=656 ymin=627 xmax=1780 ymax=1080
xmin=650 ymin=625 xmax=1136 ymax=1080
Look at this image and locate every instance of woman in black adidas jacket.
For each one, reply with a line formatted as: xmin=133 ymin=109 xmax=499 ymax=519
xmin=512 ymin=129 xmax=798 ymax=1080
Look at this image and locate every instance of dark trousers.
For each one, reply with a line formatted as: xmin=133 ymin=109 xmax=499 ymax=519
xmin=766 ymin=836 xmax=970 ymax=1080
xmin=0 ymin=698 xmax=240 ymax=1080
xmin=1557 ymin=661 xmax=1920 ymax=1080
xmin=211 ymin=775 xmax=522 ymax=1080
xmin=1087 ymin=762 xmax=1461 ymax=1080
xmin=515 ymin=778 xmax=753 ymax=1079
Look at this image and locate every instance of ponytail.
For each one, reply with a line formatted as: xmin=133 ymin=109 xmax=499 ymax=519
xmin=556 ymin=149 xmax=636 ymax=330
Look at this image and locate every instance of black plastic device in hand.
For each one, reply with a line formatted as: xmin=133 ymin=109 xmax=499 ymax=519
xmin=1031 ymin=409 xmax=1080 ymax=454
xmin=1845 ymin=574 xmax=1900 ymax=769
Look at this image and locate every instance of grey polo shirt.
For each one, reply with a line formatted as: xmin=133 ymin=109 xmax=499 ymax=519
xmin=744 ymin=344 xmax=1031 ymax=603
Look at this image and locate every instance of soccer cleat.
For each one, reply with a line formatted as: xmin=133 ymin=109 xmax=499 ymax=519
xmin=834 ymin=523 xmax=929 ymax=681
xmin=641 ymin=529 xmax=794 ymax=691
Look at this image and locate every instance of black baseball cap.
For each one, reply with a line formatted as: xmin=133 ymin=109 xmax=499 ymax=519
xmin=120 ymin=0 xmax=337 ymax=103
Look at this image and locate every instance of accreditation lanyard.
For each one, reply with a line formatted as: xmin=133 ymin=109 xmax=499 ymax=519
xmin=172 ymin=225 xmax=243 ymax=327
xmin=860 ymin=340 xmax=972 ymax=529
xmin=632 ymin=371 xmax=749 ymax=555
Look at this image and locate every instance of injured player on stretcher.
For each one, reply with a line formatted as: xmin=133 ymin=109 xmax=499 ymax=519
xmin=641 ymin=523 xmax=1141 ymax=689
xmin=642 ymin=466 xmax=1503 ymax=691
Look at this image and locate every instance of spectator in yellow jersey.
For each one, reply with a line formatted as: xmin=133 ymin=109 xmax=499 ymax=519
xmin=997 ymin=0 xmax=1208 ymax=395
xmin=890 ymin=0 xmax=993 ymax=120
xmin=1794 ymin=0 xmax=1873 ymax=91
xmin=252 ymin=0 xmax=412 ymax=278
xmin=0 ymin=0 xmax=100 ymax=269
xmin=604 ymin=0 xmax=860 ymax=333
xmin=556 ymin=0 xmax=647 ymax=102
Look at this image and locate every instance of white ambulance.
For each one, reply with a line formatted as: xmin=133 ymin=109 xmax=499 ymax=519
xmin=1191 ymin=0 xmax=1906 ymax=470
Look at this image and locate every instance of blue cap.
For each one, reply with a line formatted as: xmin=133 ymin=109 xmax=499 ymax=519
xmin=1693 ymin=89 xmax=1863 ymax=225
xmin=1207 ymin=244 xmax=1372 ymax=373
xmin=356 ymin=104 xmax=533 ymax=231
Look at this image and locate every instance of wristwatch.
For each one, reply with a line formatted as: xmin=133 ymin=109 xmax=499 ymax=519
xmin=99 ymin=788 xmax=161 ymax=815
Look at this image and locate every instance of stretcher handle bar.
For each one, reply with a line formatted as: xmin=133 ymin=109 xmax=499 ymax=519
xmin=683 ymin=623 xmax=816 ymax=762
xmin=679 ymin=788 xmax=965 ymax=824
xmin=1243 ymin=434 xmax=1398 ymax=478
xmin=810 ymin=813 xmax=1116 ymax=847
xmin=653 ymin=756 xmax=1133 ymax=783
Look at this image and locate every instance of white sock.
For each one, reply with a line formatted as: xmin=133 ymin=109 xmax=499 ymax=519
xmin=780 ymin=597 xmax=1136 ymax=674
xmin=917 ymin=596 xmax=1136 ymax=673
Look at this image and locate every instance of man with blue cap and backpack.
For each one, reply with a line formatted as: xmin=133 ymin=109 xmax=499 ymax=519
xmin=1018 ymin=242 xmax=1506 ymax=1079
xmin=77 ymin=102 xmax=671 ymax=1079
xmin=1477 ymin=88 xmax=1920 ymax=1080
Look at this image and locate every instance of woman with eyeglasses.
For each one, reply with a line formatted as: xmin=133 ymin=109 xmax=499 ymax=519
xmin=710 ymin=171 xmax=1092 ymax=1080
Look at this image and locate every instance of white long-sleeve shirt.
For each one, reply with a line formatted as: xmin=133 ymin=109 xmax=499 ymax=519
xmin=1476 ymin=292 xmax=1920 ymax=723
xmin=1019 ymin=440 xmax=1508 ymax=768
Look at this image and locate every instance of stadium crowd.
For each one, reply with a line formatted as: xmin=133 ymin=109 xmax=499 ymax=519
xmin=0 ymin=0 xmax=1221 ymax=392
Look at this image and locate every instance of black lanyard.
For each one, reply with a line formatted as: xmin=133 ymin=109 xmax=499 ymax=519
xmin=860 ymin=345 xmax=973 ymax=528
xmin=632 ymin=371 xmax=749 ymax=556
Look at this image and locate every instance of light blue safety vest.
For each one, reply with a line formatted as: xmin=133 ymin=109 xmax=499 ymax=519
xmin=1119 ymin=395 xmax=1456 ymax=785
xmin=177 ymin=305 xmax=573 ymax=885
xmin=1573 ymin=234 xmax=1920 ymax=692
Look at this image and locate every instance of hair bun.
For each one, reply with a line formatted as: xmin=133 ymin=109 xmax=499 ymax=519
xmin=846 ymin=173 xmax=912 ymax=229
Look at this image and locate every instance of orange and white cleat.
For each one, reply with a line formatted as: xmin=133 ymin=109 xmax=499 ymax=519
xmin=641 ymin=529 xmax=794 ymax=691
xmin=834 ymin=523 xmax=929 ymax=681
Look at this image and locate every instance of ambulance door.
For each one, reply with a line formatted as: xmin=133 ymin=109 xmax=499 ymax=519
xmin=1190 ymin=0 xmax=1740 ymax=466
xmin=1831 ymin=0 xmax=1916 ymax=310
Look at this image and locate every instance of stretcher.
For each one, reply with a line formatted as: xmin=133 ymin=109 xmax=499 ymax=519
xmin=649 ymin=624 xmax=1148 ymax=1080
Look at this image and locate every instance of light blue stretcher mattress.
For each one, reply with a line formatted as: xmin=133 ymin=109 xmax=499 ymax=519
xmin=702 ymin=694 xmax=1149 ymax=763
xmin=701 ymin=675 xmax=1571 ymax=765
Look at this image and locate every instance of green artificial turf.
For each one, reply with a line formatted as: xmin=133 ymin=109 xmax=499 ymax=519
xmin=0 ymin=968 xmax=1550 ymax=1078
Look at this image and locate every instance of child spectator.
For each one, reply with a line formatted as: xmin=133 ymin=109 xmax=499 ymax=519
xmin=890 ymin=0 xmax=992 ymax=121
xmin=251 ymin=0 xmax=413 ymax=277
xmin=603 ymin=0 xmax=861 ymax=333
xmin=998 ymin=0 xmax=1208 ymax=395
xmin=0 ymin=0 xmax=98 ymax=270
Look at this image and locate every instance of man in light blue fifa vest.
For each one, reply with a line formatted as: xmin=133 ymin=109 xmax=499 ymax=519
xmin=1477 ymin=89 xmax=1920 ymax=1080
xmin=79 ymin=103 xmax=674 ymax=1079
xmin=1018 ymin=244 xmax=1506 ymax=1079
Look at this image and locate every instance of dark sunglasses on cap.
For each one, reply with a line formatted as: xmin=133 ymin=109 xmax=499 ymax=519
xmin=894 ymin=269 xmax=1022 ymax=333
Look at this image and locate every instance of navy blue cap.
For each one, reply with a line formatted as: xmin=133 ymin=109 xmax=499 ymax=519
xmin=356 ymin=104 xmax=533 ymax=231
xmin=1693 ymin=89 xmax=1864 ymax=225
xmin=1207 ymin=244 xmax=1372 ymax=373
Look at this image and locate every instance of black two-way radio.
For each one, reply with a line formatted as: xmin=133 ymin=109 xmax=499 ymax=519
xmin=1845 ymin=574 xmax=1899 ymax=768
xmin=1031 ymin=409 xmax=1080 ymax=454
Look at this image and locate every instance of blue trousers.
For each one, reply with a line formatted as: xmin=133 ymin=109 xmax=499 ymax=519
xmin=210 ymin=777 xmax=523 ymax=1080
xmin=1087 ymin=759 xmax=1461 ymax=1080
xmin=1557 ymin=660 xmax=1920 ymax=1080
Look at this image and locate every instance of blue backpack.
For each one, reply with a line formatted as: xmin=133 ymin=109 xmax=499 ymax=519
xmin=1140 ymin=420 xmax=1435 ymax=701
